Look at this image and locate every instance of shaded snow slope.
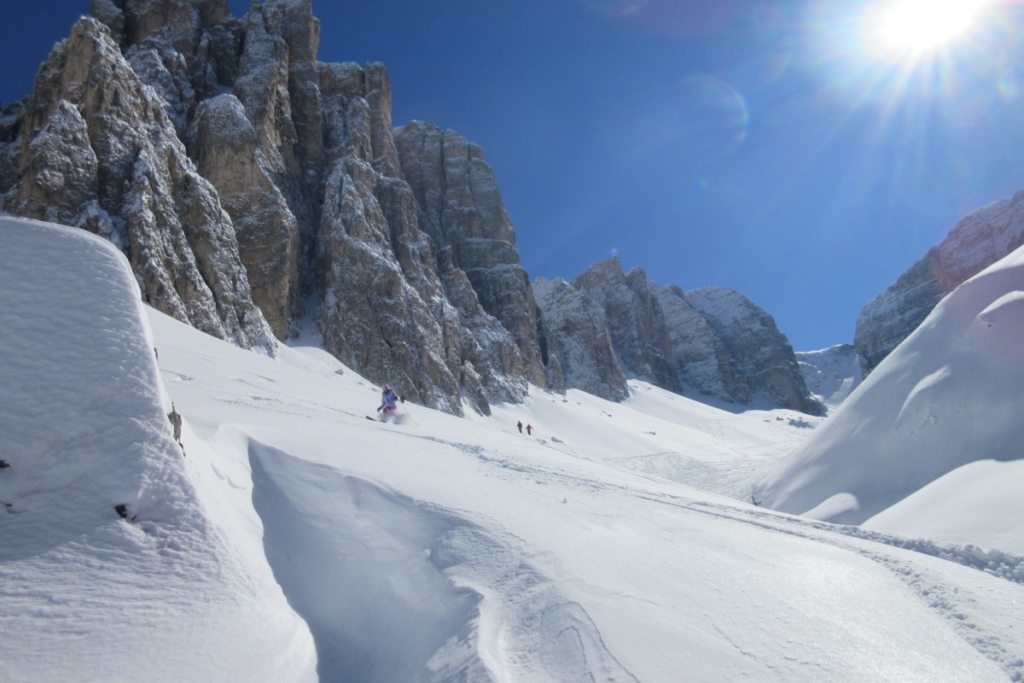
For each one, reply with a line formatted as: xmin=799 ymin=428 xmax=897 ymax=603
xmin=0 ymin=218 xmax=316 ymax=682
xmin=755 ymin=244 xmax=1024 ymax=533
xmin=864 ymin=459 xmax=1024 ymax=555
xmin=5 ymin=216 xmax=1024 ymax=681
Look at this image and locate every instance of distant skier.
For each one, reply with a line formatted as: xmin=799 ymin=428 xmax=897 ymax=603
xmin=517 ymin=421 xmax=523 ymax=433
xmin=526 ymin=423 xmax=533 ymax=436
xmin=377 ymin=385 xmax=399 ymax=421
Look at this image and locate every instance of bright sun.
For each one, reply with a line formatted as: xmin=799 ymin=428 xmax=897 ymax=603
xmin=876 ymin=0 xmax=987 ymax=54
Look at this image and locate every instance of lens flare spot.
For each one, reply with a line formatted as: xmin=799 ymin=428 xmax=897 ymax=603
xmin=675 ymin=75 xmax=750 ymax=143
xmin=575 ymin=0 xmax=743 ymax=37
xmin=998 ymin=73 xmax=1023 ymax=99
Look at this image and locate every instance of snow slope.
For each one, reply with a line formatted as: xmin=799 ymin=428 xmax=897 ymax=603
xmin=4 ymin=216 xmax=1024 ymax=681
xmin=755 ymin=243 xmax=1024 ymax=541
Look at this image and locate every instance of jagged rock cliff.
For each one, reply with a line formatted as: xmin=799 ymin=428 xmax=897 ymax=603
xmin=4 ymin=14 xmax=273 ymax=350
xmin=683 ymin=287 xmax=823 ymax=415
xmin=0 ymin=0 xmax=562 ymax=416
xmin=570 ymin=259 xmax=681 ymax=394
xmin=532 ymin=277 xmax=628 ymax=402
xmin=536 ymin=258 xmax=823 ymax=414
xmin=855 ymin=190 xmax=1024 ymax=374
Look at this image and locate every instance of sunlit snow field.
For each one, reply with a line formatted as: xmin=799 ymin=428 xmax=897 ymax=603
xmin=3 ymin=217 xmax=1024 ymax=681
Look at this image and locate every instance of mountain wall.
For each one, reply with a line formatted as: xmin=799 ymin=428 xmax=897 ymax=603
xmin=1 ymin=0 xmax=823 ymax=417
xmin=855 ymin=190 xmax=1024 ymax=374
xmin=534 ymin=258 xmax=824 ymax=414
xmin=0 ymin=0 xmax=563 ymax=416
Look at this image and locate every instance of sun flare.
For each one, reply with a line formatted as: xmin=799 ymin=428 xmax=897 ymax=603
xmin=876 ymin=0 xmax=987 ymax=54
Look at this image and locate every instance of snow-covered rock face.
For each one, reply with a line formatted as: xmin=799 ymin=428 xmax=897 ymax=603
xmin=795 ymin=344 xmax=862 ymax=410
xmin=543 ymin=257 xmax=823 ymax=414
xmin=0 ymin=0 xmax=563 ymax=416
xmin=0 ymin=218 xmax=317 ymax=680
xmin=394 ymin=121 xmax=561 ymax=394
xmin=684 ymin=287 xmax=824 ymax=415
xmin=855 ymin=190 xmax=1024 ymax=375
xmin=532 ymin=277 xmax=628 ymax=402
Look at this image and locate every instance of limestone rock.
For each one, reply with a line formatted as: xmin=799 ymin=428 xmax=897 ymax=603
xmin=559 ymin=257 xmax=822 ymax=414
xmin=187 ymin=94 xmax=300 ymax=339
xmin=572 ymin=258 xmax=681 ymax=393
xmin=855 ymin=190 xmax=1024 ymax=374
xmin=394 ymin=121 xmax=561 ymax=392
xmin=652 ymin=284 xmax=742 ymax=403
xmin=314 ymin=63 xmax=559 ymax=414
xmin=532 ymin=277 xmax=628 ymax=402
xmin=683 ymin=287 xmax=824 ymax=415
xmin=4 ymin=16 xmax=272 ymax=350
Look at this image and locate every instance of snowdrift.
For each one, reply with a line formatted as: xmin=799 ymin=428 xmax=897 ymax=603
xmin=755 ymin=243 xmax=1024 ymax=539
xmin=0 ymin=218 xmax=316 ymax=682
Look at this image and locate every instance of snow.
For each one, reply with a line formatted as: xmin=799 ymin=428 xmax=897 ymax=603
xmin=3 ymin=215 xmax=1024 ymax=681
xmin=0 ymin=218 xmax=315 ymax=682
xmin=796 ymin=344 xmax=862 ymax=410
xmin=755 ymin=242 xmax=1024 ymax=541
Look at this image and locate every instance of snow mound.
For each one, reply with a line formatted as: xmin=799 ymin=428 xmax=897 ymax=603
xmin=755 ymin=243 xmax=1024 ymax=534
xmin=0 ymin=218 xmax=315 ymax=681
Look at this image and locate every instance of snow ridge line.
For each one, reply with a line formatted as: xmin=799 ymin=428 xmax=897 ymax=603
xmin=638 ymin=494 xmax=1024 ymax=681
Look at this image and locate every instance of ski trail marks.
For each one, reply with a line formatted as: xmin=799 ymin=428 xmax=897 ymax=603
xmin=639 ymin=492 xmax=1024 ymax=681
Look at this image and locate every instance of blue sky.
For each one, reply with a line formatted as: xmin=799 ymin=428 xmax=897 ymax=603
xmin=4 ymin=0 xmax=1024 ymax=350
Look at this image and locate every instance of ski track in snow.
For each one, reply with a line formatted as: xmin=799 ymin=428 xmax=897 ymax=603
xmin=404 ymin=430 xmax=1024 ymax=679
xmin=636 ymin=492 xmax=1024 ymax=680
xmin=161 ymin=342 xmax=1024 ymax=682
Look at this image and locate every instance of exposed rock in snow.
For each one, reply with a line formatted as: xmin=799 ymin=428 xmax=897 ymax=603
xmin=188 ymin=93 xmax=301 ymax=339
xmin=1 ymin=1 xmax=568 ymax=416
xmin=394 ymin=120 xmax=563 ymax=394
xmin=653 ymin=284 xmax=746 ymax=404
xmin=1 ymin=0 xmax=834 ymax=418
xmin=684 ymin=287 xmax=824 ymax=415
xmin=855 ymin=190 xmax=1024 ymax=375
xmin=572 ymin=258 xmax=682 ymax=393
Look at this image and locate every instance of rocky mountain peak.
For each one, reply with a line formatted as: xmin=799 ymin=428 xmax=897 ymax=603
xmin=537 ymin=258 xmax=823 ymax=414
xmin=7 ymin=15 xmax=273 ymax=350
